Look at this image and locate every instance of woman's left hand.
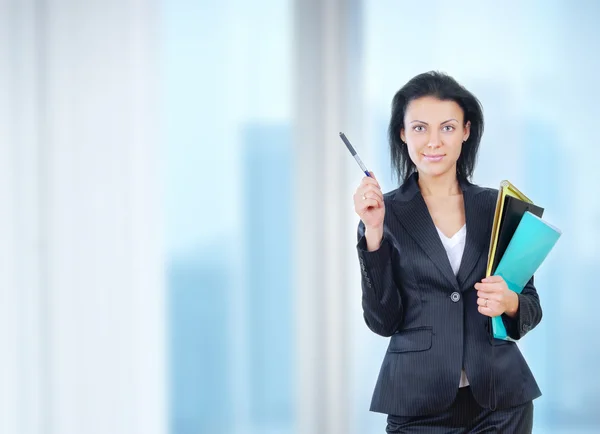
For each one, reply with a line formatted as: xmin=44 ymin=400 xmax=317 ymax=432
xmin=475 ymin=275 xmax=519 ymax=318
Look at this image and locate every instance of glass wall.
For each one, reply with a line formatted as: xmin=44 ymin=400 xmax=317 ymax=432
xmin=164 ymin=1 xmax=600 ymax=433
xmin=163 ymin=1 xmax=294 ymax=433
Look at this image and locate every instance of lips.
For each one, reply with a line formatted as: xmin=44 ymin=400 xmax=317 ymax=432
xmin=423 ymin=154 xmax=445 ymax=162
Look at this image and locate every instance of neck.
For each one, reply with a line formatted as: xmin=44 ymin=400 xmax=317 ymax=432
xmin=417 ymin=169 xmax=462 ymax=197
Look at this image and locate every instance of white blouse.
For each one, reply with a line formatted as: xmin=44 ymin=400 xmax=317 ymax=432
xmin=436 ymin=224 xmax=470 ymax=388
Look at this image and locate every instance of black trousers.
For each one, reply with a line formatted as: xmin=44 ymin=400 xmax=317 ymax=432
xmin=386 ymin=387 xmax=533 ymax=433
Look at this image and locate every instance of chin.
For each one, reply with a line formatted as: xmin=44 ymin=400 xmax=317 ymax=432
xmin=418 ymin=165 xmax=454 ymax=178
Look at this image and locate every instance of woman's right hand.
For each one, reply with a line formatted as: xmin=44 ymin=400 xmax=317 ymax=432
xmin=353 ymin=172 xmax=385 ymax=232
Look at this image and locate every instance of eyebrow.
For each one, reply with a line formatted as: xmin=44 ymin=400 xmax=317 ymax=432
xmin=409 ymin=118 xmax=459 ymax=125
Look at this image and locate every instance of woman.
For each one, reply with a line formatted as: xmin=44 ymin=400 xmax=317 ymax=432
xmin=354 ymin=71 xmax=542 ymax=433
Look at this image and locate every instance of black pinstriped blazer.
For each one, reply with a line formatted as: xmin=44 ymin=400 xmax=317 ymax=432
xmin=357 ymin=172 xmax=542 ymax=416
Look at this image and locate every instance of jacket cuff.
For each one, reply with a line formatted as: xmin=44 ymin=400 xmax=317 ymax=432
xmin=357 ymin=234 xmax=391 ymax=269
xmin=501 ymin=293 xmax=533 ymax=339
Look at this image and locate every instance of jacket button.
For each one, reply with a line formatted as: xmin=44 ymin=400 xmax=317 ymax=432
xmin=450 ymin=292 xmax=460 ymax=302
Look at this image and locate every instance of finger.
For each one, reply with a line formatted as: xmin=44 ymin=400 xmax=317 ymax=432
xmin=363 ymin=183 xmax=383 ymax=194
xmin=362 ymin=191 xmax=384 ymax=205
xmin=478 ymin=296 xmax=501 ymax=309
xmin=477 ymin=291 xmax=502 ymax=302
xmin=482 ymin=275 xmax=504 ymax=283
xmin=477 ymin=292 xmax=502 ymax=303
xmin=363 ymin=172 xmax=381 ymax=189
xmin=358 ymin=185 xmax=384 ymax=201
xmin=361 ymin=177 xmax=381 ymax=189
xmin=357 ymin=195 xmax=382 ymax=211
xmin=360 ymin=198 xmax=382 ymax=211
xmin=477 ymin=306 xmax=496 ymax=317
xmin=475 ymin=283 xmax=502 ymax=293
xmin=478 ymin=300 xmax=502 ymax=314
xmin=362 ymin=186 xmax=384 ymax=202
xmin=475 ymin=282 xmax=496 ymax=292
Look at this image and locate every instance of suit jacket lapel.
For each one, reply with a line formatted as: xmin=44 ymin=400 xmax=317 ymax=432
xmin=456 ymin=187 xmax=488 ymax=289
xmin=388 ymin=172 xmax=491 ymax=292
xmin=389 ymin=174 xmax=460 ymax=292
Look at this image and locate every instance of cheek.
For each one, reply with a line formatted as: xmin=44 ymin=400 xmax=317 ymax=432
xmin=406 ymin=134 xmax=427 ymax=153
xmin=406 ymin=143 xmax=422 ymax=161
xmin=444 ymin=136 xmax=463 ymax=157
xmin=453 ymin=141 xmax=464 ymax=158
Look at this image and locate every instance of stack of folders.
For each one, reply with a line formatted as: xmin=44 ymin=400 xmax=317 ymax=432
xmin=486 ymin=180 xmax=562 ymax=341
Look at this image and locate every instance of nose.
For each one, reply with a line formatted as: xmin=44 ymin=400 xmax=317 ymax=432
xmin=427 ymin=130 xmax=441 ymax=149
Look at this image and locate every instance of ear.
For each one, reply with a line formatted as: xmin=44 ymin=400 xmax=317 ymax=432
xmin=463 ymin=121 xmax=471 ymax=142
xmin=400 ymin=128 xmax=406 ymax=143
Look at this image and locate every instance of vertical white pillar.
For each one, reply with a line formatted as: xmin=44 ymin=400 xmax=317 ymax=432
xmin=293 ymin=1 xmax=363 ymax=433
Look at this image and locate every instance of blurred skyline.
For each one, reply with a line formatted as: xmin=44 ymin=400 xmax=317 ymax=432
xmin=164 ymin=1 xmax=600 ymax=433
xmin=2 ymin=0 xmax=600 ymax=433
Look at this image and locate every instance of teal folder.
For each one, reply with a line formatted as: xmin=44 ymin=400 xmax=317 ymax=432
xmin=491 ymin=211 xmax=562 ymax=340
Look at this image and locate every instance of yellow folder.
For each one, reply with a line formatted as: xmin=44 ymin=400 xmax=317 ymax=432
xmin=486 ymin=180 xmax=533 ymax=277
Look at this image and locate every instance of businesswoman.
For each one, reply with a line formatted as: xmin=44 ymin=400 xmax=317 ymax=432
xmin=354 ymin=71 xmax=542 ymax=433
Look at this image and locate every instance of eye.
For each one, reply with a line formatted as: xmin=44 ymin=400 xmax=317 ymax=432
xmin=442 ymin=125 xmax=455 ymax=132
xmin=413 ymin=125 xmax=426 ymax=132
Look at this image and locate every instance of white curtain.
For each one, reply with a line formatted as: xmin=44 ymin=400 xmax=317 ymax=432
xmin=0 ymin=1 xmax=166 ymax=433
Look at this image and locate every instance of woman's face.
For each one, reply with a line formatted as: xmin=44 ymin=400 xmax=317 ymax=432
xmin=400 ymin=96 xmax=470 ymax=179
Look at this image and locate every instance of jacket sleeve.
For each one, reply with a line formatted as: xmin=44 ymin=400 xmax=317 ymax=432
xmin=501 ymin=276 xmax=543 ymax=340
xmin=356 ymin=221 xmax=403 ymax=337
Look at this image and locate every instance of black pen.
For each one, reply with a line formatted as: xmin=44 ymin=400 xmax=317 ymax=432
xmin=339 ymin=132 xmax=371 ymax=177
